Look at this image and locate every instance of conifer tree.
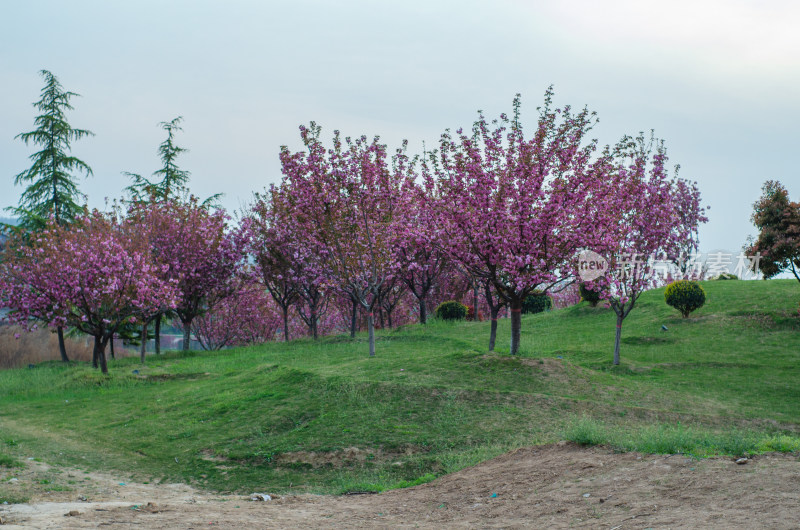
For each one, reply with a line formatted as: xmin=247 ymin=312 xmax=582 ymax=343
xmin=126 ymin=116 xmax=190 ymax=200
xmin=8 ymin=70 xmax=94 ymax=229
xmin=7 ymin=70 xmax=94 ymax=362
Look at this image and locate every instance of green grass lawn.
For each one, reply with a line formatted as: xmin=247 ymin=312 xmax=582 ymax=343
xmin=1 ymin=279 xmax=798 ymax=495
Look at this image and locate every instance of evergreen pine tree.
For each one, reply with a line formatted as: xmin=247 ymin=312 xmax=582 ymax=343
xmin=8 ymin=70 xmax=94 ymax=229
xmin=126 ymin=116 xmax=190 ymax=200
xmin=7 ymin=70 xmax=94 ymax=363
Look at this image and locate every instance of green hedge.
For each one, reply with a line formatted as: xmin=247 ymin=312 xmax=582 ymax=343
xmin=522 ymin=290 xmax=552 ymax=314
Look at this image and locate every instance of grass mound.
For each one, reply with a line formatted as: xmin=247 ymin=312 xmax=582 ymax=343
xmin=0 ymin=279 xmax=798 ymax=494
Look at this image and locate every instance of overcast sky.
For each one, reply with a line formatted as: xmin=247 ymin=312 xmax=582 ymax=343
xmin=2 ymin=0 xmax=798 ymax=255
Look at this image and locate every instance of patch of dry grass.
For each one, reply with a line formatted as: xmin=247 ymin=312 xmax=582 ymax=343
xmin=0 ymin=325 xmax=95 ymax=369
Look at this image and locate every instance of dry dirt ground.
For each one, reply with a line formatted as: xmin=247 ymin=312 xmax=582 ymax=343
xmin=1 ymin=442 xmax=799 ymax=529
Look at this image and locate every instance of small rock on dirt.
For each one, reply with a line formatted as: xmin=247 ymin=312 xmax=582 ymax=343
xmin=64 ymin=510 xmax=81 ymax=517
xmin=735 ymin=458 xmax=749 ymax=465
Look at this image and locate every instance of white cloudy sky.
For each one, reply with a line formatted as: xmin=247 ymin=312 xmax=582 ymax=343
xmin=1 ymin=0 xmax=798 ymax=254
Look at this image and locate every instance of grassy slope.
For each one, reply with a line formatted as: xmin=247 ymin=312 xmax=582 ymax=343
xmin=0 ymin=279 xmax=798 ymax=495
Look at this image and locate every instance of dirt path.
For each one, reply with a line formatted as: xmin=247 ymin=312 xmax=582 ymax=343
xmin=1 ymin=443 xmax=799 ymax=528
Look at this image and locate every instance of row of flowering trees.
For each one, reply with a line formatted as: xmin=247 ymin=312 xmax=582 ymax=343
xmin=0 ymin=197 xmax=239 ymax=373
xmin=1 ymin=88 xmax=707 ymax=371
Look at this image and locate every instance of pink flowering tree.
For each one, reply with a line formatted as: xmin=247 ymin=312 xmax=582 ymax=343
xmin=129 ymin=197 xmax=240 ymax=351
xmin=672 ymin=176 xmax=710 ymax=277
xmin=424 ymin=89 xmax=616 ymax=355
xmin=582 ymin=134 xmax=707 ymax=365
xmin=240 ymin=193 xmax=299 ymax=342
xmin=191 ymin=278 xmax=280 ymax=350
xmin=392 ymin=182 xmax=449 ymax=324
xmin=375 ymin=275 xmax=407 ymax=329
xmin=242 ymin=183 xmax=334 ymax=341
xmin=0 ymin=210 xmax=178 ymax=373
xmin=279 ymin=123 xmax=411 ymax=356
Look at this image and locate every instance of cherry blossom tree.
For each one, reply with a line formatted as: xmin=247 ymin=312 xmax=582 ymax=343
xmin=392 ymin=183 xmax=449 ymax=324
xmin=240 ymin=194 xmax=299 ymax=342
xmin=242 ymin=183 xmax=334 ymax=341
xmin=279 ymin=123 xmax=412 ymax=356
xmin=191 ymin=278 xmax=280 ymax=350
xmin=672 ymin=174 xmax=710 ymax=277
xmin=424 ymin=89 xmax=616 ymax=355
xmin=582 ymin=134 xmax=707 ymax=365
xmin=0 ymin=211 xmax=177 ymax=373
xmin=375 ymin=276 xmax=407 ymax=329
xmin=129 ymin=197 xmax=240 ymax=351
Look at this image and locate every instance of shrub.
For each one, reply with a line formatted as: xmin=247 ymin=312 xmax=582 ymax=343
xmin=434 ymin=301 xmax=468 ymax=321
xmin=664 ymin=280 xmax=706 ymax=318
xmin=522 ymin=290 xmax=552 ymax=314
xmin=465 ymin=305 xmax=483 ymax=321
xmin=579 ymin=283 xmax=601 ymax=307
xmin=711 ymin=273 xmax=738 ymax=280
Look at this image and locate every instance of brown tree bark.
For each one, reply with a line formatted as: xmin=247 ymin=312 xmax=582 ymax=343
xmin=140 ymin=322 xmax=148 ymax=363
xmin=57 ymin=326 xmax=69 ymax=362
xmin=509 ymin=297 xmax=523 ymax=355
xmin=182 ymin=320 xmax=191 ymax=351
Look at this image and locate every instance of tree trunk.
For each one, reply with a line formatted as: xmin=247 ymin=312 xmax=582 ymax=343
xmin=483 ymin=281 xmax=503 ymax=352
xmin=386 ymin=308 xmax=393 ymax=329
xmin=419 ymin=297 xmax=427 ymax=324
xmin=350 ymin=297 xmax=358 ymax=338
xmin=489 ymin=306 xmax=499 ymax=351
xmin=93 ymin=335 xmax=109 ymax=375
xmin=282 ymin=306 xmax=290 ymax=342
xmin=109 ymin=335 xmax=115 ymax=360
xmin=140 ymin=322 xmax=148 ymax=364
xmin=311 ymin=307 xmax=318 ymax=340
xmin=154 ymin=316 xmax=161 ymax=354
xmin=613 ymin=314 xmax=623 ymax=365
xmin=92 ymin=341 xmax=98 ymax=369
xmin=509 ymin=297 xmax=522 ymax=355
xmin=368 ymin=312 xmax=375 ymax=357
xmin=57 ymin=326 xmax=69 ymax=362
xmin=182 ymin=320 xmax=191 ymax=351
xmin=472 ymin=281 xmax=480 ymax=321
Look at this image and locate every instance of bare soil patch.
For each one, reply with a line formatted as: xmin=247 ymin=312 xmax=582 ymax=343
xmin=274 ymin=446 xmax=426 ymax=469
xmin=2 ymin=443 xmax=799 ymax=528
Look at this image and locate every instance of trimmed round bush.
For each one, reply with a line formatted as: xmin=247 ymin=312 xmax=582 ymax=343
xmin=579 ymin=283 xmax=601 ymax=307
xmin=711 ymin=273 xmax=738 ymax=280
xmin=664 ymin=280 xmax=706 ymax=318
xmin=434 ymin=301 xmax=468 ymax=321
xmin=522 ymin=290 xmax=552 ymax=314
